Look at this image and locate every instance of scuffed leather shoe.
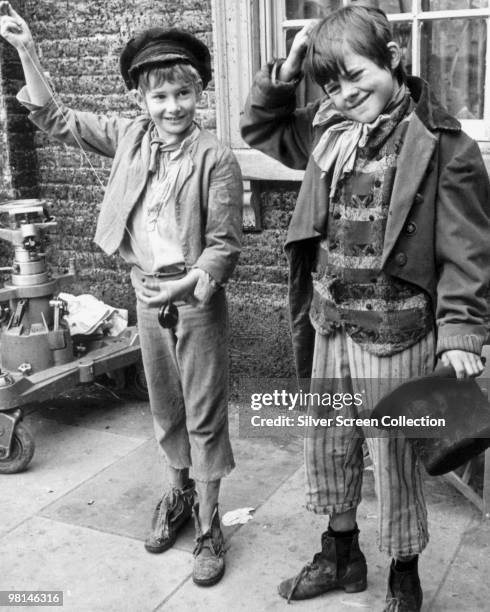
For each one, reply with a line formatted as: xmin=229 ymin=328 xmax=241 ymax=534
xmin=192 ymin=503 xmax=225 ymax=587
xmin=383 ymin=559 xmax=422 ymax=612
xmin=278 ymin=528 xmax=367 ymax=602
xmin=144 ymin=479 xmax=195 ymax=553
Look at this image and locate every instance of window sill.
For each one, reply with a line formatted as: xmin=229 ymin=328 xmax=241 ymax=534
xmin=234 ymin=135 xmax=490 ymax=182
xmin=234 ymin=148 xmax=304 ymax=181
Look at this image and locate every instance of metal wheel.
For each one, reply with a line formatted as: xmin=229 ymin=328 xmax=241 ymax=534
xmin=126 ymin=362 xmax=149 ymax=401
xmin=0 ymin=422 xmax=35 ymax=474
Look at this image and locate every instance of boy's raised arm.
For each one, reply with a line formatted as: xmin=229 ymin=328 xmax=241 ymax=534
xmin=0 ymin=2 xmax=52 ymax=106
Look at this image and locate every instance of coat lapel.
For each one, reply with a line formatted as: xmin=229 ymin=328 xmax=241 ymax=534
xmin=174 ymin=154 xmax=195 ymax=203
xmin=381 ymin=114 xmax=438 ymax=267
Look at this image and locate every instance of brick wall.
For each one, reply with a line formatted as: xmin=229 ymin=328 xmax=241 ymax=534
xmin=229 ymin=184 xmax=298 ymax=378
xmin=0 ymin=0 xmax=297 ymax=380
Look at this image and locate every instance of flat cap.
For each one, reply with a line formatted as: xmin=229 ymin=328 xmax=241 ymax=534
xmin=120 ymin=27 xmax=212 ymax=90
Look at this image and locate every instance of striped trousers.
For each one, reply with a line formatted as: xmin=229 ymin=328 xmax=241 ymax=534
xmin=305 ymin=329 xmax=435 ymax=556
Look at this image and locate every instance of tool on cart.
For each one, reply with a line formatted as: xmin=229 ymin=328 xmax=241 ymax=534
xmin=0 ymin=199 xmax=147 ymax=474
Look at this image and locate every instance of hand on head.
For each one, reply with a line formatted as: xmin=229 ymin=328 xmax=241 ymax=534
xmin=0 ymin=2 xmax=33 ymax=51
xmin=279 ymin=20 xmax=319 ymax=82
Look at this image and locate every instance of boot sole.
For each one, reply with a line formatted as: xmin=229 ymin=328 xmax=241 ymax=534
xmin=144 ymin=537 xmax=177 ymax=554
xmin=343 ymin=578 xmax=367 ymax=593
xmin=278 ymin=578 xmax=367 ymax=600
xmin=193 ymin=565 xmax=225 ymax=587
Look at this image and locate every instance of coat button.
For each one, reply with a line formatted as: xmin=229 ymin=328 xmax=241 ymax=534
xmin=405 ymin=221 xmax=417 ymax=236
xmin=395 ymin=252 xmax=407 ymax=266
xmin=414 ymin=193 xmax=424 ymax=205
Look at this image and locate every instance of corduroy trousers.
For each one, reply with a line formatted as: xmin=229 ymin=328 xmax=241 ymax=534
xmin=136 ymin=286 xmax=235 ymax=483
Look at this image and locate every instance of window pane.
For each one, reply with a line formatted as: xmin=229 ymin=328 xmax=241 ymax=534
xmin=285 ymin=0 xmax=342 ymax=20
xmin=420 ymin=0 xmax=488 ymax=10
xmin=355 ymin=1 xmax=411 ymax=13
xmin=420 ymin=18 xmax=486 ymax=119
xmin=392 ymin=21 xmax=413 ymax=74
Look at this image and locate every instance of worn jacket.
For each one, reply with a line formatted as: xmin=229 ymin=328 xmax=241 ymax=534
xmin=241 ymin=65 xmax=490 ymax=378
xmin=24 ymin=95 xmax=243 ymax=286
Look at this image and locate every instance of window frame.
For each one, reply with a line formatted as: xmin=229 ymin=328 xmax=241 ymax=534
xmin=211 ymin=0 xmax=304 ymax=179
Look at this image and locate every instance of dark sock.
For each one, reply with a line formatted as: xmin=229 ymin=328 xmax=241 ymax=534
xmin=325 ymin=524 xmax=359 ymax=575
xmin=394 ymin=555 xmax=418 ymax=572
xmin=327 ymin=524 xmax=358 ymax=539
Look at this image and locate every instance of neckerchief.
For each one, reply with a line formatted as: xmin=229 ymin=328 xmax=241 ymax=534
xmin=312 ymin=84 xmax=410 ymax=197
xmin=148 ymin=122 xmax=200 ymax=174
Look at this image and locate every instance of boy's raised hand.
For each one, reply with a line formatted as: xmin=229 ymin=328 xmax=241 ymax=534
xmin=279 ymin=21 xmax=319 ymax=82
xmin=0 ymin=2 xmax=34 ymax=51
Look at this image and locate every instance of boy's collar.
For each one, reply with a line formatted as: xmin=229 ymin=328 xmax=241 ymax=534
xmin=406 ymin=76 xmax=461 ymax=132
xmin=149 ymin=121 xmax=200 ymax=150
xmin=148 ymin=122 xmax=200 ymax=173
xmin=312 ymin=97 xmax=341 ymax=128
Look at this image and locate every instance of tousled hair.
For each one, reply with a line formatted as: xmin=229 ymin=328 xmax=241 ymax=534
xmin=137 ymin=61 xmax=202 ymax=93
xmin=305 ymin=6 xmax=406 ymax=87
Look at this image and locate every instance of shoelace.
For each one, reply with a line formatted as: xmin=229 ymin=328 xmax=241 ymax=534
xmin=286 ymin=553 xmax=323 ymax=604
xmin=153 ymin=489 xmax=179 ymax=538
xmin=384 ymin=597 xmax=410 ymax=612
xmin=193 ymin=532 xmax=224 ymax=558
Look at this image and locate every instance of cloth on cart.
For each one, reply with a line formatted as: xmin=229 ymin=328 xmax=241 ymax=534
xmin=58 ymin=292 xmax=128 ymax=336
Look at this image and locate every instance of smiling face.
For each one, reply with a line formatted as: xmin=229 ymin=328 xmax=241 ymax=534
xmin=322 ymin=44 xmax=400 ymax=123
xmin=140 ymin=79 xmax=199 ymax=142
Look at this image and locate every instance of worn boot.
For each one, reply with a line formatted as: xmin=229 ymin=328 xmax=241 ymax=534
xmin=144 ymin=479 xmax=195 ymax=553
xmin=278 ymin=526 xmax=367 ymax=602
xmin=192 ymin=503 xmax=226 ymax=587
xmin=383 ymin=558 xmax=422 ymax=612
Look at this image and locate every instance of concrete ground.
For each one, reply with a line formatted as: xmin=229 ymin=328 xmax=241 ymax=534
xmin=0 ymin=385 xmax=489 ymax=612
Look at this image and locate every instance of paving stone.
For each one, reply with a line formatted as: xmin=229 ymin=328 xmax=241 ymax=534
xmin=38 ymin=440 xmax=170 ymax=542
xmin=425 ymin=508 xmax=490 ymax=611
xmin=32 ymin=390 xmax=153 ymax=439
xmin=0 ymin=415 xmax=144 ymax=537
xmin=158 ymin=468 xmax=385 ymax=612
xmin=39 ymin=433 xmax=303 ymax=550
xmin=0 ymin=516 xmax=193 ymax=612
xmin=158 ymin=468 xmax=481 ymax=612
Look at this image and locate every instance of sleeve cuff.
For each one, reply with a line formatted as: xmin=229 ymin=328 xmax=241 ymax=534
xmin=192 ymin=268 xmax=221 ymax=304
xmin=271 ymin=60 xmax=303 ymax=86
xmin=252 ymin=61 xmax=302 ymax=108
xmin=436 ymin=333 xmax=486 ymax=356
xmin=17 ymin=77 xmax=56 ymax=111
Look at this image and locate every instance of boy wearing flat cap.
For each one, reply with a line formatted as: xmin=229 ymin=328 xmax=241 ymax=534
xmin=0 ymin=2 xmax=242 ymax=587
